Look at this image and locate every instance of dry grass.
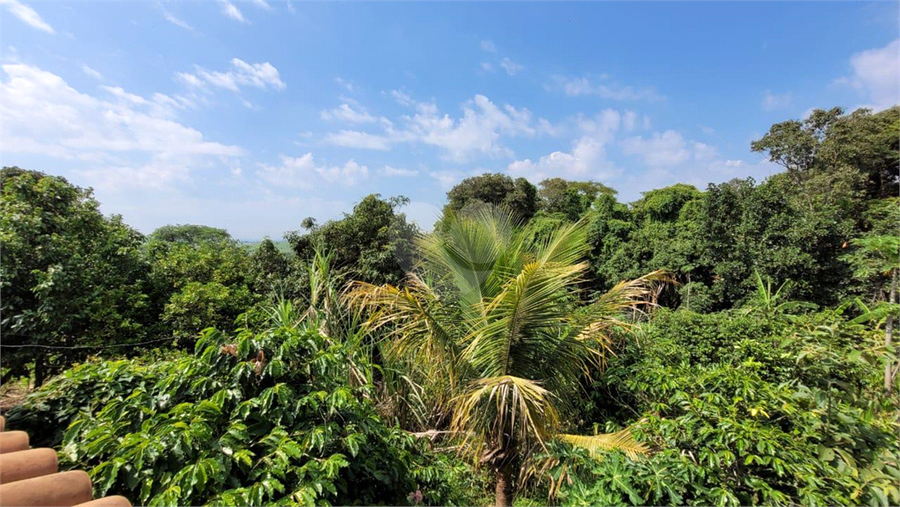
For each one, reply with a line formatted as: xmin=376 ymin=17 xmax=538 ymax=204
xmin=0 ymin=377 xmax=32 ymax=412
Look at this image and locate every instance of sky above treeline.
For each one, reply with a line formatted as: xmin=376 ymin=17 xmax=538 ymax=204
xmin=1 ymin=0 xmax=897 ymax=239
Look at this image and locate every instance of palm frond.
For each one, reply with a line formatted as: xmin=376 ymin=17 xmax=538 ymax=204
xmin=558 ymin=428 xmax=650 ymax=460
xmin=347 ymin=275 xmax=459 ymax=374
xmin=574 ymin=270 xmax=673 ymax=372
xmin=587 ymin=269 xmax=674 ymax=317
xmin=452 ymin=375 xmax=560 ymax=461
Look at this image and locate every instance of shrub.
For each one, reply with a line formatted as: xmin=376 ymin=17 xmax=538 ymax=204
xmin=551 ymin=309 xmax=899 ymax=506
xmin=12 ymin=324 xmax=481 ymax=506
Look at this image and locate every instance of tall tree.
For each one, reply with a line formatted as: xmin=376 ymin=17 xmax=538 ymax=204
xmin=350 ymin=206 xmax=667 ymax=506
xmin=147 ymin=224 xmax=232 ymax=245
xmin=286 ymin=194 xmax=418 ymax=286
xmin=0 ymin=167 xmax=149 ymax=385
xmin=539 ymin=178 xmax=616 ymax=221
xmin=444 ymin=173 xmax=539 ymax=222
xmin=145 ymin=228 xmax=258 ymax=343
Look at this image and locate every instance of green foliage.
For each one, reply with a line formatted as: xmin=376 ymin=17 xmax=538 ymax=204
xmin=162 ymin=282 xmax=256 ymax=342
xmin=146 ymin=236 xmax=260 ymax=342
xmin=13 ymin=323 xmax=481 ymax=506
xmin=287 ymin=194 xmax=418 ymax=286
xmin=148 ymin=224 xmax=232 ymax=245
xmin=538 ymin=178 xmax=615 ymax=221
xmin=443 ymin=173 xmax=539 ymax=223
xmin=555 ymin=309 xmax=899 ymax=507
xmin=752 ymin=106 xmax=899 ymax=199
xmin=351 ymin=206 xmax=666 ymax=505
xmin=249 ymin=237 xmax=299 ymax=298
xmin=587 ymin=185 xmax=704 ymax=301
xmin=0 ymin=167 xmax=151 ymax=384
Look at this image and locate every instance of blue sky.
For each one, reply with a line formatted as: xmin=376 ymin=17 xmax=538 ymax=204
xmin=1 ymin=1 xmax=897 ymax=239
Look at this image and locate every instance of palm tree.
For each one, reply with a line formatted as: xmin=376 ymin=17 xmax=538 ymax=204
xmin=349 ymin=207 xmax=670 ymax=506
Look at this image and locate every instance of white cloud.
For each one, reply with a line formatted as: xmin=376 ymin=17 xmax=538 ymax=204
xmin=257 ymin=153 xmax=369 ymax=188
xmin=335 ymin=77 xmax=355 ymax=92
xmin=390 ymin=89 xmax=415 ymax=107
xmin=693 ymin=141 xmax=718 ymax=160
xmin=430 ymin=170 xmax=464 ymax=190
xmin=761 ymin=90 xmax=792 ymax=111
xmin=102 ymin=85 xmax=147 ymax=105
xmin=380 ymin=165 xmax=418 ymax=177
xmin=1 ymin=0 xmax=54 ymax=33
xmin=321 ymin=103 xmax=377 ymax=123
xmin=0 ymin=63 xmax=243 ymax=189
xmin=622 ymin=110 xmax=638 ymax=131
xmin=180 ymin=58 xmax=285 ymax=93
xmin=481 ymin=62 xmax=495 ymax=72
xmin=537 ymin=118 xmax=562 ymax=137
xmin=218 ymin=0 xmax=247 ymax=23
xmin=841 ymin=38 xmax=899 ymax=111
xmin=480 ymin=40 xmax=497 ymax=53
xmin=621 ymin=130 xmax=691 ymax=167
xmin=555 ymin=75 xmax=664 ymax=102
xmin=499 ymin=57 xmax=523 ymax=76
xmin=404 ymin=94 xmax=536 ymax=161
xmin=81 ymin=64 xmax=103 ymax=80
xmin=507 ymin=109 xmax=621 ymax=181
xmin=324 ymin=93 xmax=539 ymax=161
xmin=249 ymin=0 xmax=271 ymax=10
xmin=162 ymin=9 xmax=193 ymax=31
xmin=324 ymin=130 xmax=393 ymax=151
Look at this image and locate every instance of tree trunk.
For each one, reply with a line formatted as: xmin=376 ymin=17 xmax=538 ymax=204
xmin=493 ymin=461 xmax=514 ymax=507
xmin=883 ymin=272 xmax=896 ymax=393
xmin=33 ymin=350 xmax=45 ymax=388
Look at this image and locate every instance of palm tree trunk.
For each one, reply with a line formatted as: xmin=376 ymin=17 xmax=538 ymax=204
xmin=493 ymin=460 xmax=514 ymax=507
xmin=886 ymin=268 xmax=897 ymax=394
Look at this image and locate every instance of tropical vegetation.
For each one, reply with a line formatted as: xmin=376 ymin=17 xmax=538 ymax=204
xmin=2 ymin=106 xmax=898 ymax=506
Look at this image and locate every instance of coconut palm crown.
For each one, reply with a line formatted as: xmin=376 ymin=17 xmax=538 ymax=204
xmin=349 ymin=206 xmax=671 ymax=506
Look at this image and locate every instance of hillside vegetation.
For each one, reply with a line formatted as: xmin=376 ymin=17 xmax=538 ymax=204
xmin=2 ymin=106 xmax=898 ymax=506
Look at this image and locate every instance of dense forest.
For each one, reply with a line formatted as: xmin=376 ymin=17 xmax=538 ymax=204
xmin=1 ymin=106 xmax=898 ymax=506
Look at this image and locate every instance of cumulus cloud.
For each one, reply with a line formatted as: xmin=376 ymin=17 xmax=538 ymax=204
xmin=840 ymin=38 xmax=899 ymax=111
xmin=257 ymin=153 xmax=369 ymax=188
xmin=480 ymin=40 xmax=497 ymax=53
xmin=323 ymin=93 xmax=541 ymax=161
xmin=761 ymin=90 xmax=792 ymax=111
xmin=390 ymin=90 xmax=416 ymax=107
xmin=0 ymin=63 xmax=242 ymax=189
xmin=621 ymin=130 xmax=693 ymax=167
xmin=507 ymin=109 xmax=621 ymax=181
xmin=1 ymin=0 xmax=54 ymax=33
xmin=554 ymin=75 xmax=664 ymax=102
xmin=406 ymin=95 xmax=536 ymax=161
xmin=178 ymin=58 xmax=285 ymax=92
xmin=321 ymin=103 xmax=377 ymax=123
